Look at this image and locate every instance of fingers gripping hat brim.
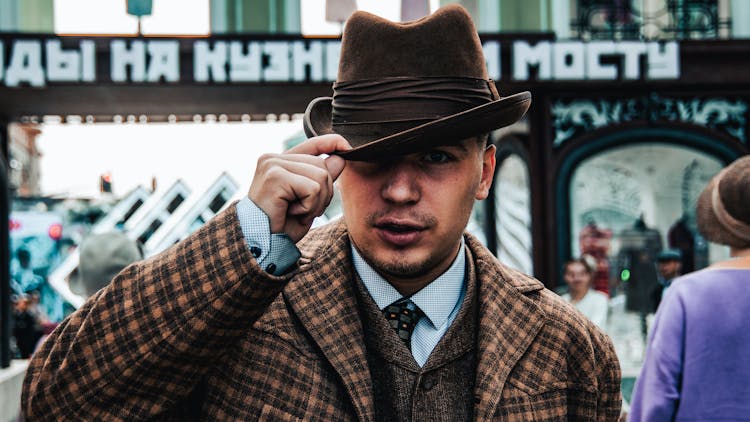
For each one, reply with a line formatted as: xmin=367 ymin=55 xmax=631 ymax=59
xmin=304 ymin=91 xmax=531 ymax=161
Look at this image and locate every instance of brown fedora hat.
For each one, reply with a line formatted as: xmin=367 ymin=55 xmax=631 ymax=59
xmin=696 ymin=155 xmax=750 ymax=248
xmin=303 ymin=4 xmax=531 ymax=161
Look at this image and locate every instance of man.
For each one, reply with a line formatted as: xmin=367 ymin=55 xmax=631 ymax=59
xmin=23 ymin=5 xmax=621 ymax=420
xmin=654 ymin=249 xmax=682 ymax=308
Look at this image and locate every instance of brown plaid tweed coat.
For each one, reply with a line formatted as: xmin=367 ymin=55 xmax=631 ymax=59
xmin=23 ymin=205 xmax=621 ymax=420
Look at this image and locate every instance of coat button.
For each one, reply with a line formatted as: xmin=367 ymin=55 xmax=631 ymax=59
xmin=250 ymin=246 xmax=261 ymax=258
xmin=266 ymin=263 xmax=277 ymax=274
xmin=422 ymin=379 xmax=435 ymax=390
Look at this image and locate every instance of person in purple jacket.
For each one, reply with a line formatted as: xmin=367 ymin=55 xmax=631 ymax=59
xmin=630 ymin=155 xmax=750 ymax=421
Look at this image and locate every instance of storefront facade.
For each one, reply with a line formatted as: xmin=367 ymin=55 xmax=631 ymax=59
xmin=490 ymin=39 xmax=749 ymax=290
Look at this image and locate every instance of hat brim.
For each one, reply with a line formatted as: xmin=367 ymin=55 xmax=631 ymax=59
xmin=69 ymin=267 xmax=86 ymax=297
xmin=303 ymin=91 xmax=531 ymax=161
xmin=696 ymin=173 xmax=749 ymax=248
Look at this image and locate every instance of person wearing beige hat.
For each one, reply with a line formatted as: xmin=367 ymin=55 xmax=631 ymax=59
xmin=24 ymin=5 xmax=620 ymax=420
xmin=71 ymin=232 xmax=143 ymax=298
xmin=630 ymin=155 xmax=750 ymax=421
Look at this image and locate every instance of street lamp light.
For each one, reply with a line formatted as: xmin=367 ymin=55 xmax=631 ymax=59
xmin=126 ymin=0 xmax=153 ymax=36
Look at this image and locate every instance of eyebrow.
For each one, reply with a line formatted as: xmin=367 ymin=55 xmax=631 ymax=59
xmin=443 ymin=140 xmax=470 ymax=153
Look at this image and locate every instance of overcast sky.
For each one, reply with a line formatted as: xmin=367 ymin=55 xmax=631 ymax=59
xmin=35 ymin=121 xmax=301 ymax=198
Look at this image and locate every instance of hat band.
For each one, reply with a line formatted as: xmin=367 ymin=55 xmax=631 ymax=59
xmin=331 ymin=77 xmax=497 ymax=126
xmin=711 ymin=168 xmax=750 ymax=242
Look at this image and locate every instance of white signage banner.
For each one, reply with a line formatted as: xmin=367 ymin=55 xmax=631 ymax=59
xmin=0 ymin=38 xmax=681 ymax=87
xmin=511 ymin=40 xmax=680 ymax=80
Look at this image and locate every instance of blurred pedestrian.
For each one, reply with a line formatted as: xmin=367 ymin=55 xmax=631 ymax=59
xmin=653 ymin=248 xmax=682 ymax=308
xmin=12 ymin=294 xmax=43 ymax=359
xmin=70 ymin=232 xmax=143 ymax=298
xmin=630 ymin=155 xmax=750 ymax=420
xmin=29 ymin=232 xmax=143 ymax=356
xmin=562 ymin=256 xmax=609 ymax=329
xmin=10 ymin=247 xmax=44 ymax=295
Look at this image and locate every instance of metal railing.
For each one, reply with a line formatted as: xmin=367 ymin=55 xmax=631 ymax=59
xmin=572 ymin=0 xmax=732 ymax=40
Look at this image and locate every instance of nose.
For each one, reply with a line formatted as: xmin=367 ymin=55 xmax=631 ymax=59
xmin=381 ymin=163 xmax=420 ymax=204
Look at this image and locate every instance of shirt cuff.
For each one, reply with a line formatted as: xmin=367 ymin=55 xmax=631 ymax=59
xmin=236 ymin=197 xmax=301 ymax=275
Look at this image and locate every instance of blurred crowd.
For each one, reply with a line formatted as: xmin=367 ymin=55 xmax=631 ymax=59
xmin=6 ymin=232 xmax=142 ymax=360
xmin=8 ymin=247 xmax=61 ymax=359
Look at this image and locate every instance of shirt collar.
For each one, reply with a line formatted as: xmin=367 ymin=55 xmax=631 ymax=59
xmin=351 ymin=239 xmax=466 ymax=330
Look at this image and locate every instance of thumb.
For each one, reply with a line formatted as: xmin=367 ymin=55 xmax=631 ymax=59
xmin=325 ymin=155 xmax=346 ymax=181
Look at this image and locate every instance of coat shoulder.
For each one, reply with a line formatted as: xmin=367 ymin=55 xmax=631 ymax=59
xmin=463 ymin=232 xmax=544 ymax=293
xmin=296 ymin=220 xmax=348 ymax=261
xmin=465 ymin=231 xmax=608 ymax=352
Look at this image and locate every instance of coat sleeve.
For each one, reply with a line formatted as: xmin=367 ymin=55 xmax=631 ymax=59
xmin=628 ymin=287 xmax=685 ymax=421
xmin=22 ymin=205 xmax=294 ymax=421
xmin=592 ymin=326 xmax=623 ymax=420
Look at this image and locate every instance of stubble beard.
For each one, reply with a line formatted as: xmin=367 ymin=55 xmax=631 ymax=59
xmin=355 ymin=210 xmax=444 ymax=279
xmin=363 ymin=247 xmax=443 ymax=279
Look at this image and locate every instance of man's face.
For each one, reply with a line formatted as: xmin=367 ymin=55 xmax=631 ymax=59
xmin=338 ymin=138 xmax=496 ymax=293
xmin=658 ymin=260 xmax=681 ymax=279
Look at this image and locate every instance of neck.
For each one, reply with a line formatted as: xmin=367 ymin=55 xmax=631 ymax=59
xmin=569 ymin=289 xmax=588 ymax=302
xmin=710 ymin=247 xmax=750 ymax=269
xmin=730 ymin=247 xmax=750 ymax=259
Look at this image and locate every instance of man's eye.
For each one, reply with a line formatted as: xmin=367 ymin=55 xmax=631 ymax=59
xmin=423 ymin=151 xmax=452 ymax=163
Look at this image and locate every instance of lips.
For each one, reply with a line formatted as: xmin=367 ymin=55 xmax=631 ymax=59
xmin=374 ymin=220 xmax=427 ymax=247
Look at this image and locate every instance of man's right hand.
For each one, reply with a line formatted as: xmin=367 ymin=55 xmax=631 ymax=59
xmin=248 ymin=134 xmax=351 ymax=243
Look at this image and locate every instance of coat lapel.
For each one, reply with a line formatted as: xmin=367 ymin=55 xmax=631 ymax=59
xmin=283 ymin=221 xmax=375 ymax=422
xmin=466 ymin=236 xmax=547 ymax=421
xmin=283 ymin=225 xmax=547 ymax=421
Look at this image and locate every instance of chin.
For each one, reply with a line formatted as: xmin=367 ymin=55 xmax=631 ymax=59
xmin=375 ymin=248 xmax=438 ymax=276
xmin=380 ymin=260 xmax=430 ymax=278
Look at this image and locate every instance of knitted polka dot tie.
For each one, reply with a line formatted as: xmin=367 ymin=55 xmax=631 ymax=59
xmin=383 ymin=299 xmax=424 ymax=348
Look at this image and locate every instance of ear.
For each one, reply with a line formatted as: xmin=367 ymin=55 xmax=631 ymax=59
xmin=475 ymin=144 xmax=496 ymax=200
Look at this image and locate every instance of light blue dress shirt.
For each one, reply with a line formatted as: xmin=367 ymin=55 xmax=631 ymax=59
xmin=236 ymin=197 xmax=467 ymax=366
xmin=351 ymin=241 xmax=466 ymax=367
xmin=235 ymin=197 xmax=300 ymax=275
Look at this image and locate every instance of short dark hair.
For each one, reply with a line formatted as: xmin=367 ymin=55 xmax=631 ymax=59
xmin=477 ymin=133 xmax=490 ymax=147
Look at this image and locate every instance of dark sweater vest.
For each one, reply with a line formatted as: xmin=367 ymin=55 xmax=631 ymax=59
xmin=354 ymin=246 xmax=478 ymax=422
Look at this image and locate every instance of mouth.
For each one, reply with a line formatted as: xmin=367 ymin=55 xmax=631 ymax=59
xmin=377 ymin=222 xmax=423 ymax=232
xmin=374 ymin=220 xmax=427 ymax=247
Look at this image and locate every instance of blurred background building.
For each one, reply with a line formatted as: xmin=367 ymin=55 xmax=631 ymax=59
xmin=2 ymin=0 xmax=746 ymax=280
xmin=1 ymin=0 xmax=749 ymax=415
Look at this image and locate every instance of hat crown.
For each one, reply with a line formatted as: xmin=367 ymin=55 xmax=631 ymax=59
xmin=338 ymin=4 xmax=488 ymax=81
xmin=76 ymin=232 xmax=142 ymax=296
xmin=302 ymin=4 xmax=531 ymax=160
xmin=716 ymin=156 xmax=750 ymax=226
xmin=657 ymin=249 xmax=682 ymax=261
xmin=696 ymin=156 xmax=750 ymax=248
